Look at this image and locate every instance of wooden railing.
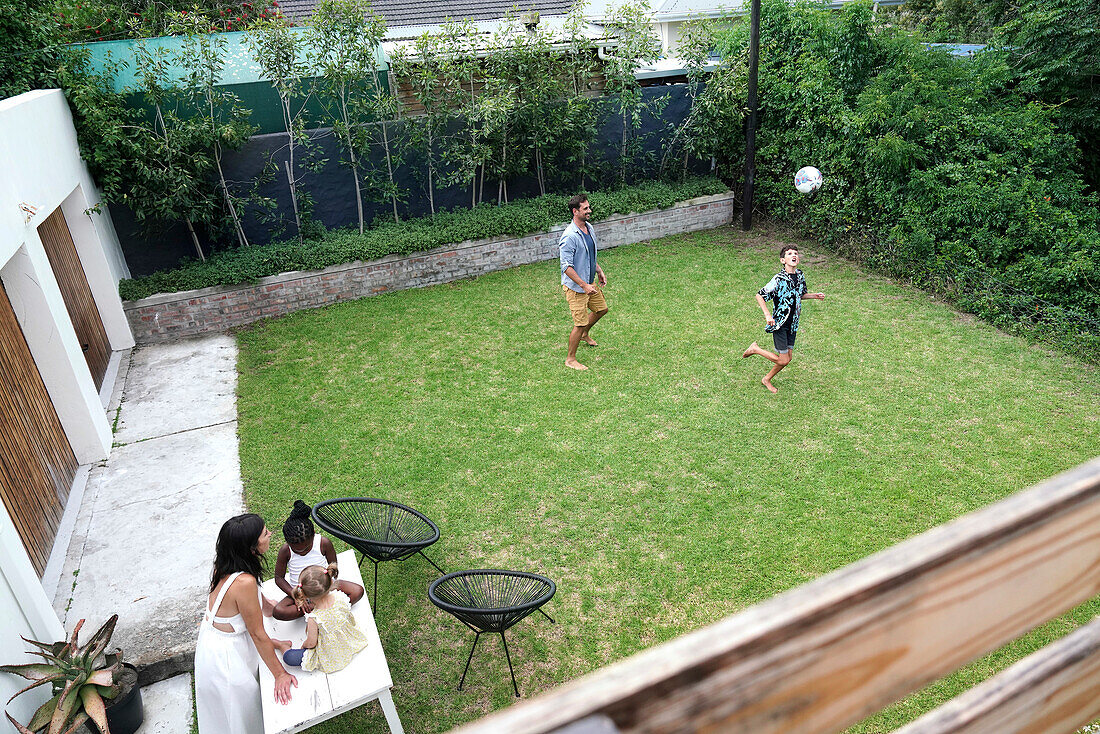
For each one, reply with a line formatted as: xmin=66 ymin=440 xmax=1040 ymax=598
xmin=455 ymin=457 xmax=1100 ymax=734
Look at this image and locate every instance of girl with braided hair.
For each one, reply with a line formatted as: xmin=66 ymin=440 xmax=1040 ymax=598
xmin=280 ymin=563 xmax=369 ymax=674
xmin=272 ymin=500 xmax=364 ymax=620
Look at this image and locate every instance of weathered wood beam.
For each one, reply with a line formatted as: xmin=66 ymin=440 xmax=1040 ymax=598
xmin=895 ymin=615 xmax=1100 ymax=734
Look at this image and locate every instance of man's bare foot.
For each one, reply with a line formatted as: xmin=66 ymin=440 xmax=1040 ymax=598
xmin=582 ymin=334 xmax=598 ymax=347
xmin=565 ymin=358 xmax=588 ymax=371
xmin=761 ymin=377 xmax=777 ymax=393
xmin=742 ymin=342 xmax=758 ymax=359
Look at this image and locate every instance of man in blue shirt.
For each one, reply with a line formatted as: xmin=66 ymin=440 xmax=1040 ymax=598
xmin=559 ymin=194 xmax=608 ymax=371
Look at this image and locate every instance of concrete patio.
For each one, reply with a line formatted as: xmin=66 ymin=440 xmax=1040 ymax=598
xmin=49 ymin=334 xmax=245 ymax=732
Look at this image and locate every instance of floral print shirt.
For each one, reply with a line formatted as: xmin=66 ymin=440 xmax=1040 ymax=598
xmin=758 ymin=269 xmax=808 ymax=333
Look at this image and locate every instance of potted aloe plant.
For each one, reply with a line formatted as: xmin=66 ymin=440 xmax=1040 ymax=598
xmin=1 ymin=615 xmax=143 ymax=734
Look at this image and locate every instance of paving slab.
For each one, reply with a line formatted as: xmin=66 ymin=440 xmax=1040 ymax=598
xmin=54 ymin=335 xmax=243 ymax=684
xmin=136 ymin=674 xmax=194 ymax=734
xmin=113 ymin=336 xmax=238 ymax=445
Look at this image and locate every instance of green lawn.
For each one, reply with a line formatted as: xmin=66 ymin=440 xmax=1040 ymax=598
xmin=236 ymin=225 xmax=1100 ymax=733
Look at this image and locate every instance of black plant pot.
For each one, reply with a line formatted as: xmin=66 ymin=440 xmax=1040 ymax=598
xmin=91 ymin=663 xmax=143 ymax=734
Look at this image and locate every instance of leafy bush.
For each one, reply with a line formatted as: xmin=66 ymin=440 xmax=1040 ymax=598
xmin=716 ymin=0 xmax=1100 ymax=361
xmin=118 ymin=176 xmax=728 ymax=300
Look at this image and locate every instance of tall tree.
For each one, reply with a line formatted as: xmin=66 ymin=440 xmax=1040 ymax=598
xmin=174 ymin=12 xmax=257 ymax=249
xmin=603 ymin=0 xmax=663 ymax=185
xmin=307 ymin=0 xmax=388 ymax=233
xmin=247 ymin=16 xmax=314 ymax=241
xmin=390 ymin=29 xmax=465 ymax=216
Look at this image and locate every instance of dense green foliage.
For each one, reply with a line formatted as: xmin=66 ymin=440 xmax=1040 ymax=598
xmin=54 ymin=0 xmax=278 ymax=43
xmin=714 ymin=0 xmax=1100 ymax=361
xmin=0 ymin=0 xmax=60 ymax=98
xmin=117 ymin=176 xmax=727 ymax=299
xmin=999 ymin=0 xmax=1100 ymax=190
xmin=883 ymin=0 xmax=1100 ymax=190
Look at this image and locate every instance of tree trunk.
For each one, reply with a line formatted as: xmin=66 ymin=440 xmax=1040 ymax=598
xmin=185 ymin=218 xmax=205 ymax=261
xmin=342 ymin=93 xmax=364 ymax=235
xmin=381 ymin=121 xmax=399 ymax=223
xmin=215 ymin=146 xmax=248 ymax=248
xmin=427 ymin=125 xmax=436 ymax=216
xmin=283 ymin=96 xmax=302 ymax=241
xmin=536 ymin=146 xmax=545 ymax=196
xmin=621 ymin=109 xmax=628 ymax=185
xmin=209 ymin=95 xmax=248 ymax=248
xmin=469 ymin=70 xmax=477 ymax=208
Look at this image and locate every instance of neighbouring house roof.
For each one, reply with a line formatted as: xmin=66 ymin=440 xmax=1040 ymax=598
xmin=279 ymin=0 xmax=576 ymax=26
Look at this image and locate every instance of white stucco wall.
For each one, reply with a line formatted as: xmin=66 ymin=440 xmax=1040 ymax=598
xmin=0 ymin=508 xmax=65 ymax=730
xmin=0 ymin=89 xmax=135 ymax=463
xmin=0 ymin=88 xmax=136 ymax=684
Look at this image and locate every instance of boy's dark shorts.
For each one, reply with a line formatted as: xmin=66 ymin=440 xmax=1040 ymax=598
xmin=772 ymin=320 xmax=796 ymax=353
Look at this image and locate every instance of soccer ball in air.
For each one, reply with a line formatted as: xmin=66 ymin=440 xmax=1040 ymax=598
xmin=794 ymin=166 xmax=823 ymax=194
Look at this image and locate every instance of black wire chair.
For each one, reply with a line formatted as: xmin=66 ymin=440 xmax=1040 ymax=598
xmin=312 ymin=497 xmax=445 ymax=612
xmin=428 ymin=569 xmax=556 ymax=696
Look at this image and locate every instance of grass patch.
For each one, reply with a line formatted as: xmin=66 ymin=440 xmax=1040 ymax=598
xmin=237 ymin=225 xmax=1100 ymax=733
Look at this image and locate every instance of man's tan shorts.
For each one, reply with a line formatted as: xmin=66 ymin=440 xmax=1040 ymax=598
xmin=563 ymin=285 xmax=607 ymax=327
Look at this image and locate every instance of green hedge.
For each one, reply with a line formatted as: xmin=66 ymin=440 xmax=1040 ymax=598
xmin=719 ymin=0 xmax=1100 ymax=362
xmin=118 ymin=177 xmax=728 ymax=301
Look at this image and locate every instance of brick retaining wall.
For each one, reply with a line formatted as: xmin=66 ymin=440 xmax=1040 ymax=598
xmin=124 ymin=192 xmax=734 ymax=343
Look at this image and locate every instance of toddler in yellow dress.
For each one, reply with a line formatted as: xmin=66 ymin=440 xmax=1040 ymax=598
xmin=280 ymin=563 xmax=368 ymax=673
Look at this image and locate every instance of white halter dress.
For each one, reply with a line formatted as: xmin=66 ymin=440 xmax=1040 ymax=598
xmin=195 ymin=572 xmax=264 ymax=734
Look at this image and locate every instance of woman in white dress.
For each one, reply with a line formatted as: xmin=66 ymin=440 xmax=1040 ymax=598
xmin=196 ymin=514 xmax=298 ymax=733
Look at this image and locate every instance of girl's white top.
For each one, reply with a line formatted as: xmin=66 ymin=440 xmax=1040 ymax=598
xmin=286 ymin=534 xmax=327 ymax=586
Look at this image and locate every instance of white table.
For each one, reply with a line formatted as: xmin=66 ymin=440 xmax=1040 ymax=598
xmin=259 ymin=550 xmax=404 ymax=734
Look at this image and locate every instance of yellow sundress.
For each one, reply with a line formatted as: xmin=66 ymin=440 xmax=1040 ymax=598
xmin=302 ymin=590 xmax=369 ymax=673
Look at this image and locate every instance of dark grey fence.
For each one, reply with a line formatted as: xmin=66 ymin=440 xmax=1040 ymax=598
xmin=114 ymin=85 xmax=703 ymax=276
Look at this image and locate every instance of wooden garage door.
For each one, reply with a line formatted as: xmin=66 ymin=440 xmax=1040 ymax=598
xmin=38 ymin=208 xmax=111 ymax=390
xmin=0 ymin=280 xmax=78 ymax=576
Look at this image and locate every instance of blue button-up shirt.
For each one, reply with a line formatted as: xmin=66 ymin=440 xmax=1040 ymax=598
xmin=559 ymin=221 xmax=598 ymax=293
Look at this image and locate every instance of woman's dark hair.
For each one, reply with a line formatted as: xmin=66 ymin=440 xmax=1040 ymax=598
xmin=283 ymin=500 xmax=315 ymax=545
xmin=210 ymin=513 xmax=267 ymax=591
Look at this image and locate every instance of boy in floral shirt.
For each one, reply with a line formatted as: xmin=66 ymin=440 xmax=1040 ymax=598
xmin=742 ymin=245 xmax=825 ymax=393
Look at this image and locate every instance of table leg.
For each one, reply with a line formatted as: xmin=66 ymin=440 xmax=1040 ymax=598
xmin=377 ymin=689 xmax=405 ymax=734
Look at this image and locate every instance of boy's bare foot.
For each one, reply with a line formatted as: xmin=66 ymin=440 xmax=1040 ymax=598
xmin=273 ymin=639 xmax=293 ymax=653
xmin=565 ymin=359 xmax=588 ymax=371
xmin=582 ymin=334 xmax=598 ymax=346
xmin=761 ymin=377 xmax=777 ymax=393
xmin=742 ymin=342 xmax=758 ymax=358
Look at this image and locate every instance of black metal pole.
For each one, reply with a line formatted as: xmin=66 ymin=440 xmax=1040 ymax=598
xmin=742 ymin=0 xmax=761 ymax=231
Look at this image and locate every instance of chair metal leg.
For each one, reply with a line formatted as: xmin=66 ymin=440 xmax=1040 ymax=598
xmin=537 ymin=608 xmax=555 ymax=624
xmin=418 ymin=549 xmax=446 ymax=575
xmin=458 ymin=632 xmax=481 ymax=690
xmin=500 ymin=632 xmax=520 ymax=697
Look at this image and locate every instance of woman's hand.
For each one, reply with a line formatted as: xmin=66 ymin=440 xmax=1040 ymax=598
xmin=274 ymin=671 xmax=297 ymax=704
